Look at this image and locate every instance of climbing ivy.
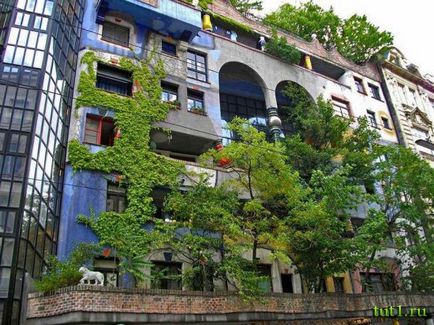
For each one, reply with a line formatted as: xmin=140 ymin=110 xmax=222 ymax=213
xmin=206 ymin=11 xmax=255 ymax=35
xmin=69 ymin=50 xmax=183 ymax=278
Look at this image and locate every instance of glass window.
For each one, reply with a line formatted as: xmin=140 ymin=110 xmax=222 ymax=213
xmin=0 ymin=182 xmax=11 ymax=206
xmin=0 ymin=211 xmax=16 ymax=234
xmin=360 ymin=272 xmax=396 ymax=292
xmin=10 ymin=182 xmax=22 ymax=207
xmin=35 ymin=0 xmax=45 ymax=14
xmin=40 ymin=17 xmax=48 ymax=30
xmin=94 ymin=257 xmax=119 ymax=287
xmin=22 ymin=14 xmax=30 ymax=27
xmin=13 ymin=47 xmax=25 ymax=65
xmin=0 ymin=133 xmax=5 ymax=151
xmin=409 ymin=88 xmax=418 ymax=105
xmin=220 ymin=93 xmax=268 ymax=142
xmin=333 ymin=277 xmax=345 ymax=293
xmin=354 ymin=77 xmax=365 ymax=93
xmin=413 ymin=128 xmax=428 ymax=140
xmin=256 ymin=264 xmax=273 ymax=293
xmin=331 ymin=97 xmax=351 ymax=119
xmin=15 ymin=12 xmax=23 ymax=26
xmin=8 ymin=27 xmax=19 ymax=45
xmin=34 ymin=16 xmax=42 ymax=29
xmin=17 ymin=0 xmax=26 ymax=10
xmin=96 ymin=64 xmax=132 ymax=96
xmin=368 ymin=83 xmax=381 ymax=100
xmin=1 ymin=238 xmax=14 ymax=266
xmin=3 ymin=45 xmax=15 ymax=64
xmin=8 ymin=134 xmax=27 ymax=154
xmin=106 ymin=183 xmax=126 ymax=213
xmin=161 ymin=82 xmax=178 ymax=103
xmin=17 ymin=29 xmax=29 ymax=47
xmin=151 ymin=261 xmax=182 ymax=290
xmin=187 ymin=51 xmax=207 ymax=82
xmin=33 ymin=50 xmax=44 ymax=68
xmin=26 ymin=0 xmax=36 ymax=12
xmin=27 ymin=31 xmax=38 ymax=48
xmin=381 ymin=117 xmax=392 ymax=130
xmin=23 ymin=49 xmax=34 ymax=67
xmin=367 ymin=110 xmax=377 ymax=128
xmin=187 ymin=89 xmax=205 ymax=114
xmin=0 ymin=268 xmax=10 ymax=297
xmin=84 ymin=114 xmax=115 ymax=146
xmin=101 ymin=21 xmax=130 ymax=47
xmin=162 ymin=41 xmax=176 ymax=56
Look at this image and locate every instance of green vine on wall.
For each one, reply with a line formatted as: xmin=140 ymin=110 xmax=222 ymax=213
xmin=69 ymin=50 xmax=183 ymax=273
xmin=206 ymin=11 xmax=255 ymax=35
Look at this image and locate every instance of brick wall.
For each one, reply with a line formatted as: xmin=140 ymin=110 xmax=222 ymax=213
xmin=26 ymin=286 xmax=434 ymax=324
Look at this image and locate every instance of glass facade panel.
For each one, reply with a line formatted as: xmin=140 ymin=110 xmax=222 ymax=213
xmin=0 ymin=0 xmax=85 ymax=322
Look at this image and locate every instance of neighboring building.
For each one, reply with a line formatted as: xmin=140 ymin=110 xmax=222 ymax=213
xmin=378 ymin=47 xmax=434 ymax=290
xmin=0 ymin=0 xmax=85 ymax=323
xmin=58 ymin=0 xmax=401 ymax=299
xmin=380 ymin=47 xmax=434 ymax=166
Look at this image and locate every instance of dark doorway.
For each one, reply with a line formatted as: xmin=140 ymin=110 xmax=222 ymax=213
xmin=281 ymin=274 xmax=293 ymax=293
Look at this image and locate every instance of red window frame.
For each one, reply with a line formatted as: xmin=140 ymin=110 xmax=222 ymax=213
xmin=84 ymin=115 xmax=115 ymax=146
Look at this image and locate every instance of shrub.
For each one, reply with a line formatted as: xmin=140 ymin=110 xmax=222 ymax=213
xmin=264 ymin=31 xmax=301 ymax=65
xmin=34 ymin=243 xmax=100 ymax=293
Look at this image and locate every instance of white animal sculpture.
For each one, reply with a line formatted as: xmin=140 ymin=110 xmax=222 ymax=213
xmin=79 ymin=266 xmax=104 ymax=286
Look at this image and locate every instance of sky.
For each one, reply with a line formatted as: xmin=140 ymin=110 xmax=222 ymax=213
xmin=259 ymin=0 xmax=434 ymax=76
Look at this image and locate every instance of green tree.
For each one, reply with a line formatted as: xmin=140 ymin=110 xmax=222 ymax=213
xmin=165 ymin=179 xmax=239 ymax=292
xmin=263 ymin=1 xmax=393 ymax=63
xmin=229 ymin=0 xmax=263 ymax=16
xmin=166 ymin=118 xmax=304 ymax=297
xmin=280 ymin=82 xmax=379 ymax=184
xmin=263 ymin=2 xmax=340 ymax=50
xmin=370 ymin=145 xmax=434 ymax=290
xmin=286 ymin=168 xmax=364 ymax=292
xmin=205 ymin=118 xmax=303 ymax=263
xmin=278 ymin=83 xmax=383 ymax=291
xmin=336 ymin=14 xmax=394 ymax=63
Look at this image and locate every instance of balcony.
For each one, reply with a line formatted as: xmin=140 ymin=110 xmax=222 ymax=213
xmin=96 ymin=0 xmax=202 ymax=42
xmin=26 ymin=286 xmax=434 ymax=324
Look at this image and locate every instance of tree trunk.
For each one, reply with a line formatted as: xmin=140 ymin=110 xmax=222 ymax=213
xmin=252 ymin=233 xmax=258 ymax=270
xmin=364 ymin=249 xmax=377 ymax=292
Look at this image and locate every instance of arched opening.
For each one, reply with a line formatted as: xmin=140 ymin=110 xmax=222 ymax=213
xmin=219 ymin=62 xmax=268 ymax=143
xmin=275 ymin=81 xmax=314 ymax=136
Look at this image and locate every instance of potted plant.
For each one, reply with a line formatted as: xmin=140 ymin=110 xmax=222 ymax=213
xmin=190 ymin=107 xmax=206 ymax=115
xmin=169 ymin=100 xmax=181 ymax=110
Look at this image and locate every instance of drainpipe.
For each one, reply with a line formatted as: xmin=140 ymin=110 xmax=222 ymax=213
xmin=267 ymin=107 xmax=282 ymax=142
xmin=376 ymin=62 xmax=407 ymax=146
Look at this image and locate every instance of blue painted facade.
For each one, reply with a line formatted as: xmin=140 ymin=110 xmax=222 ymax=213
xmin=97 ymin=0 xmax=202 ymax=41
xmin=58 ymin=166 xmax=107 ymax=260
xmin=81 ymin=0 xmax=148 ymax=57
xmin=58 ymin=107 xmax=117 ymax=259
xmin=60 ymin=0 xmax=204 ymax=260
